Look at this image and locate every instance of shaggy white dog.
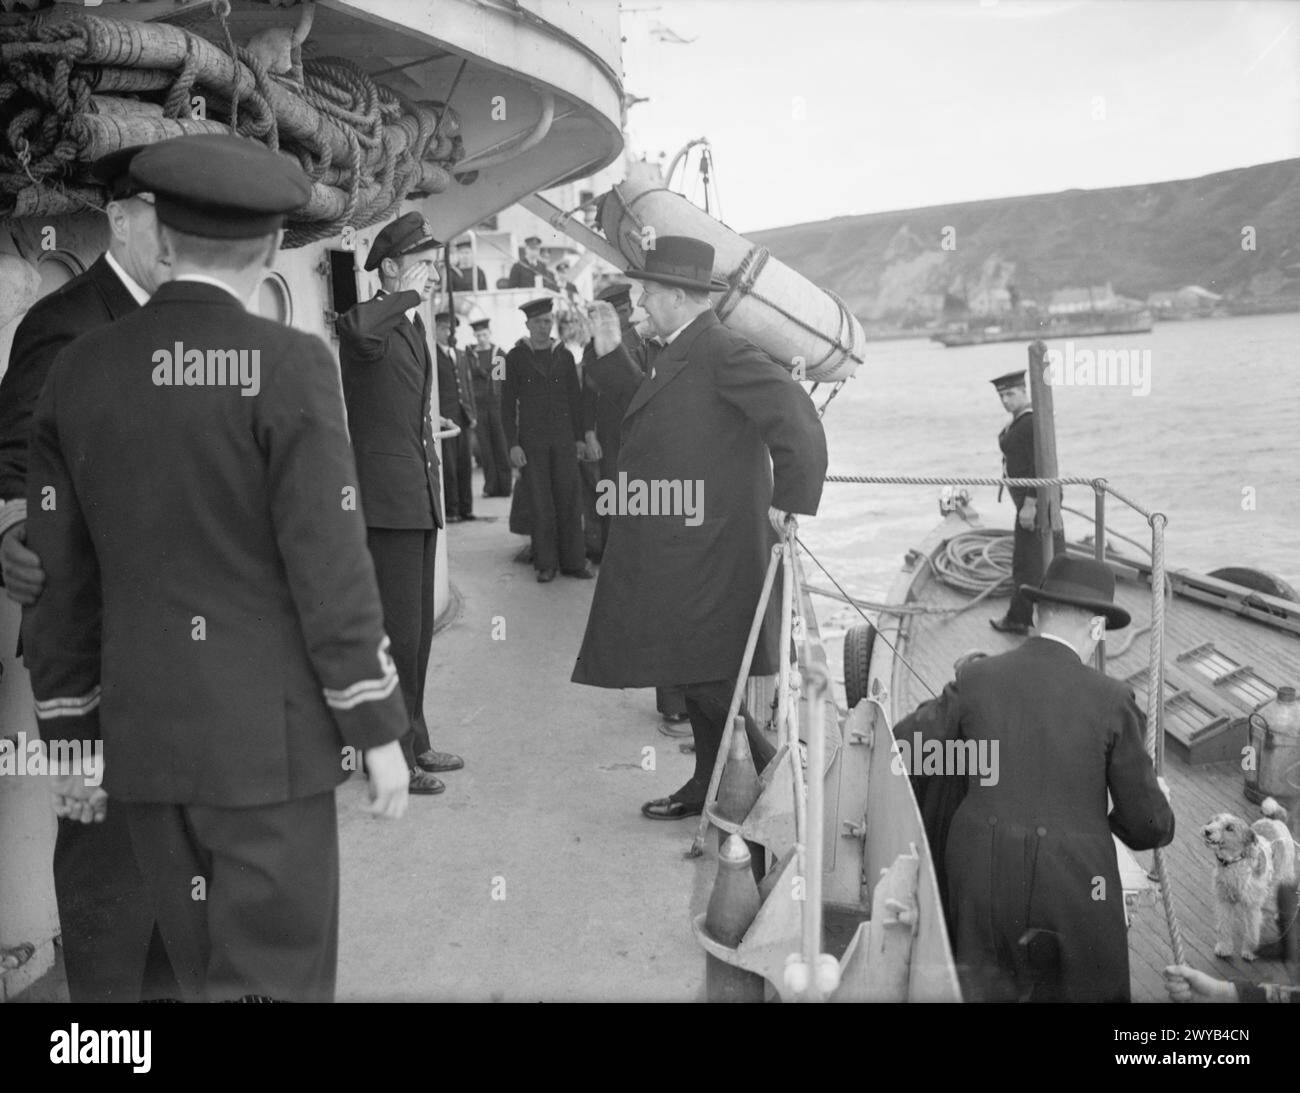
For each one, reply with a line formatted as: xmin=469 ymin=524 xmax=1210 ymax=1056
xmin=1202 ymin=798 xmax=1297 ymax=960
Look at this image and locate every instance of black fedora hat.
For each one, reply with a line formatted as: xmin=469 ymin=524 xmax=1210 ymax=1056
xmin=626 ymin=235 xmax=728 ymax=294
xmin=1022 ymin=555 xmax=1131 ymax=629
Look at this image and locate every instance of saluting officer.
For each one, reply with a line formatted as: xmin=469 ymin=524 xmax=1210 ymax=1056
xmin=435 ymin=311 xmax=477 ymax=522
xmin=989 ymin=370 xmax=1065 ymax=636
xmin=337 ymin=212 xmax=464 ymax=795
xmin=503 ymin=297 xmax=592 ymax=582
xmin=0 ymin=145 xmax=175 ymax=1002
xmin=22 ymin=134 xmax=411 ymax=1002
xmin=468 ymin=318 xmax=512 ymax=498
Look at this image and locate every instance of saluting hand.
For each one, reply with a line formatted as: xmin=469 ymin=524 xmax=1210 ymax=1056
xmin=399 ymin=261 xmax=430 ymax=298
xmin=510 ymin=446 xmax=527 ymax=469
xmin=1 ymin=522 xmax=46 ymax=605
xmin=587 ymin=301 xmax=622 ymax=356
xmin=364 ymin=740 xmax=409 ymax=820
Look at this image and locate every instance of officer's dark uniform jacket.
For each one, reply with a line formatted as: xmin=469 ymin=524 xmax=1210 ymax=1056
xmin=999 ymin=407 xmax=1035 ymax=508
xmin=501 ymin=338 xmax=585 ymax=449
xmin=337 ymin=289 xmax=444 ymax=529
xmin=0 ymin=256 xmax=137 ymax=538
xmin=22 ymin=281 xmax=409 ymax=806
xmin=469 ymin=344 xmax=506 ymax=409
xmin=506 ymin=259 xmax=558 ymax=292
xmin=436 ymin=342 xmax=476 ymax=427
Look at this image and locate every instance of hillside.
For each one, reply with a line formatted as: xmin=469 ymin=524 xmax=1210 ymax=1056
xmin=748 ymin=159 xmax=1300 ymax=325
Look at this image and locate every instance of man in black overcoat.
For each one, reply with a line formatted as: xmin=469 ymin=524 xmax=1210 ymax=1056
xmin=338 ymin=212 xmax=464 ymax=794
xmin=21 ymin=134 xmax=413 ymax=1002
xmin=573 ymin=236 xmax=828 ymax=819
xmin=989 ymin=369 xmax=1065 ymax=635
xmin=502 ymin=297 xmax=591 ymax=582
xmin=0 ymin=146 xmax=176 ymax=1001
xmin=904 ymin=555 xmax=1174 ymax=1002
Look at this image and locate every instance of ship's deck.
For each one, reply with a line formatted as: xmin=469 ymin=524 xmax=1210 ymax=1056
xmin=332 ymin=491 xmax=712 ymax=1002
xmin=823 ymin=523 xmax=1300 ymax=1002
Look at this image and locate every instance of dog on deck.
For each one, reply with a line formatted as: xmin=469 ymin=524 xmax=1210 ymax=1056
xmin=1202 ymin=797 xmax=1297 ymax=960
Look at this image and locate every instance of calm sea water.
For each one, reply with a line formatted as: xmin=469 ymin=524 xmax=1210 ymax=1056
xmin=801 ymin=313 xmax=1300 ymax=616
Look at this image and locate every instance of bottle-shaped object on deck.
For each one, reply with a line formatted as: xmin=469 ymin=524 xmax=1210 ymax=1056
xmin=1247 ymin=686 xmax=1300 ymax=803
xmin=714 ymin=716 xmax=761 ymax=824
xmin=704 ymin=834 xmax=765 ymax=1002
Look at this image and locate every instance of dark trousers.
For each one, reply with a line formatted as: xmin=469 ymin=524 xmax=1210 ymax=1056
xmin=53 ymin=813 xmax=177 ymax=1001
xmin=676 ymin=679 xmax=777 ymax=805
xmin=366 ymin=527 xmax=437 ymax=767
xmin=442 ymin=423 xmax=474 ymax=518
xmin=476 ymin=401 xmax=512 ymax=497
xmin=523 ymin=440 xmax=584 ymax=573
xmin=1006 ymin=509 xmax=1067 ymax=627
xmin=579 ymin=457 xmax=604 ymax=560
xmin=121 ymin=792 xmax=340 ymax=1002
xmin=656 ymin=685 xmax=687 ymax=718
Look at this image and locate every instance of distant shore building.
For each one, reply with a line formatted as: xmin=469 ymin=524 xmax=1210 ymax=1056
xmin=1147 ymin=285 xmax=1223 ymax=318
xmin=1048 ymin=283 xmax=1120 ymax=315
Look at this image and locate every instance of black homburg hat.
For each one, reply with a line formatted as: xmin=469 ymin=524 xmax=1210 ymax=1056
xmin=1022 ymin=555 xmax=1131 ymax=629
xmin=625 ymin=235 xmax=728 ymax=293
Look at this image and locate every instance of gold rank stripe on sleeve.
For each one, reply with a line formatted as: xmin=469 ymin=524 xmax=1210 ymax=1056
xmin=34 ymin=686 xmax=102 ymax=719
xmin=321 ymin=668 xmax=400 ymax=711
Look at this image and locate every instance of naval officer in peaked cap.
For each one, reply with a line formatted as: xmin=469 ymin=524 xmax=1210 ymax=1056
xmin=22 ymin=134 xmax=411 ymax=1002
xmin=0 ymin=144 xmax=176 ymax=1002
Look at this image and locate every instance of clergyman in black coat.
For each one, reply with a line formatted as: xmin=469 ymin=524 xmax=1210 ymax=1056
xmin=903 ymin=555 xmax=1174 ymax=1002
xmin=0 ymin=146 xmax=175 ymax=1002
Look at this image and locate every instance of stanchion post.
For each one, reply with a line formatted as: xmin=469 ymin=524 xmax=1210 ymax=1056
xmin=1093 ymin=483 xmax=1106 ymax=673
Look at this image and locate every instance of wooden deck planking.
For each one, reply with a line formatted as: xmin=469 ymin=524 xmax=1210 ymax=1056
xmin=882 ymin=532 xmax=1300 ymax=1002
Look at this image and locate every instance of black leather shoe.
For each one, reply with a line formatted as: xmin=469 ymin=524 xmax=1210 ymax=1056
xmin=562 ymin=565 xmax=595 ymax=579
xmin=461 ymin=513 xmax=477 ymax=521
xmin=989 ymin=616 xmax=1030 ymax=636
xmin=408 ymin=770 xmax=446 ymax=795
xmin=415 ymin=749 xmax=464 ymax=773
xmin=641 ymin=796 xmax=704 ymax=820
xmin=537 ymin=568 xmax=557 ymax=583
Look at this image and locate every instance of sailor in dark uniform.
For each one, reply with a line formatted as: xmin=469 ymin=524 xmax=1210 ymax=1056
xmin=22 ymin=134 xmax=413 ymax=1002
xmin=448 ymin=239 xmax=486 ymax=293
xmin=989 ymin=369 xmax=1065 ymax=636
xmin=338 ymin=212 xmax=464 ymax=794
xmin=468 ymin=318 xmax=512 ymax=497
xmin=502 ymin=297 xmax=592 ymax=582
xmin=435 ymin=311 xmax=477 ymax=522
xmin=506 ymin=235 xmax=558 ymax=291
xmin=0 ymin=146 xmax=176 ymax=1002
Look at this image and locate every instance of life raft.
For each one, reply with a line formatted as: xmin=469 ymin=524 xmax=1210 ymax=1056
xmin=599 ymin=161 xmax=865 ymax=383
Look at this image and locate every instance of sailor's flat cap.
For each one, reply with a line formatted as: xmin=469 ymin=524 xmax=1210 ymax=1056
xmin=365 ymin=211 xmax=441 ymax=271
xmin=523 ymin=235 xmax=543 ymax=247
xmin=990 ymin=370 xmax=1027 ymax=391
xmin=470 ymin=318 xmax=491 ymax=331
xmin=520 ymin=297 xmax=553 ymax=318
xmin=596 ymin=282 xmax=632 ymax=307
xmin=130 ymin=135 xmax=311 ymax=239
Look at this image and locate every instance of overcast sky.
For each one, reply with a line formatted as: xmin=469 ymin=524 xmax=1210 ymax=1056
xmin=619 ymin=0 xmax=1300 ymax=233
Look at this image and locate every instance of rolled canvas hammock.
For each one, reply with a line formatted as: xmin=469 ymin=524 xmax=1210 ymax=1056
xmin=0 ymin=8 xmax=463 ymax=247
